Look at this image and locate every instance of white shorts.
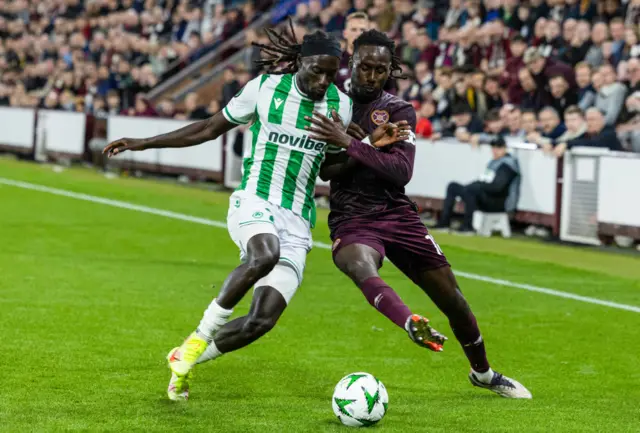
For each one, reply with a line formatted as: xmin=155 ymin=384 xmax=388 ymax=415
xmin=227 ymin=191 xmax=313 ymax=303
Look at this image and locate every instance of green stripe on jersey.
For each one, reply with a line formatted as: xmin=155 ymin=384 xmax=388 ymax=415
xmin=259 ymin=74 xmax=269 ymax=89
xmin=301 ymin=153 xmax=324 ymax=227
xmin=268 ymin=75 xmax=292 ymax=125
xmin=326 ymin=84 xmax=340 ymax=117
xmin=239 ymin=110 xmax=261 ymax=191
xmin=295 ymin=98 xmax=315 ymax=130
xmin=280 ymin=150 xmax=305 ymax=209
xmin=256 ymin=142 xmax=279 ymax=200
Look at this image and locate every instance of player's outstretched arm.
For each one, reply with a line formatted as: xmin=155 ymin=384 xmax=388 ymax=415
xmin=103 ymin=111 xmax=236 ymax=158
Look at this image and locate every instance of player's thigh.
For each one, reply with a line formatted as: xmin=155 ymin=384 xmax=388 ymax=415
xmin=385 ymin=219 xmax=450 ymax=284
xmin=331 ymin=223 xmax=385 ymax=279
xmin=227 ymin=192 xmax=280 ymax=262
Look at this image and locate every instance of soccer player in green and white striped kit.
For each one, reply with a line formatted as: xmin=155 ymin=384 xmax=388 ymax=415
xmin=104 ymin=28 xmax=401 ymax=401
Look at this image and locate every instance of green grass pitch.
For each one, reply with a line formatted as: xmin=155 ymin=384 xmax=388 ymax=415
xmin=1 ymin=156 xmax=639 ymax=432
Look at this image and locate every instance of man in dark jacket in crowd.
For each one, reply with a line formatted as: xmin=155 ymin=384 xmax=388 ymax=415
xmin=434 ymin=137 xmax=520 ymax=235
xmin=549 ymin=74 xmax=578 ymax=115
xmin=525 ymin=48 xmax=577 ymax=90
xmin=442 ymin=102 xmax=485 ymax=140
xmin=553 ymin=107 xmax=624 ymax=156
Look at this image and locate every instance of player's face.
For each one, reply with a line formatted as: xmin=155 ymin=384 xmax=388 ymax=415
xmin=298 ymin=55 xmax=340 ymax=101
xmin=350 ymin=45 xmax=392 ymax=103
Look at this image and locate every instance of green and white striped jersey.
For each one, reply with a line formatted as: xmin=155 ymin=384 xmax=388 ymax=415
xmin=222 ymin=73 xmax=352 ymax=228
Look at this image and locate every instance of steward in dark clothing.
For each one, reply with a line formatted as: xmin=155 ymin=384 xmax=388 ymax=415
xmin=436 ymin=137 xmax=520 ymax=234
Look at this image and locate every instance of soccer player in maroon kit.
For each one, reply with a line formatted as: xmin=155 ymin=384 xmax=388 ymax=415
xmin=305 ymin=30 xmax=531 ymax=399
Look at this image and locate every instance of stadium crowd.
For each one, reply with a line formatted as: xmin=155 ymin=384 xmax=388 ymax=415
xmin=1 ymin=0 xmax=639 ymax=152
xmin=0 ymin=0 xmax=268 ymax=117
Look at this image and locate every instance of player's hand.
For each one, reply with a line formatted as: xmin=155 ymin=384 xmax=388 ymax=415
xmin=103 ymin=138 xmax=146 ymax=158
xmin=305 ymin=110 xmax=352 ymax=149
xmin=369 ymin=120 xmax=411 ymax=148
xmin=347 ymin=122 xmax=367 ymax=140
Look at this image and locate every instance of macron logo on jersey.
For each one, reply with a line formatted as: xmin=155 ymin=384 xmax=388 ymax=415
xmin=274 ymin=98 xmax=284 ymax=110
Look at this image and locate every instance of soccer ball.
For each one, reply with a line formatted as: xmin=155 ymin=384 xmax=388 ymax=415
xmin=332 ymin=372 xmax=389 ymax=427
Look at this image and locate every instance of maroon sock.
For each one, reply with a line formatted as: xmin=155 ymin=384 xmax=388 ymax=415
xmin=359 ymin=277 xmax=412 ymax=329
xmin=449 ymin=312 xmax=490 ymax=372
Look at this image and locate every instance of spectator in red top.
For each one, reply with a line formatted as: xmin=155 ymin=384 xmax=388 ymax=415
xmin=416 ymin=102 xmax=435 ymax=138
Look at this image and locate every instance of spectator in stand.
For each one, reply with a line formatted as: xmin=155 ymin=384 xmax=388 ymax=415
xmin=609 ymin=17 xmax=627 ymax=65
xmin=518 ymin=67 xmax=551 ymax=110
xmin=507 ymin=106 xmax=526 ymax=138
xmin=549 ymin=74 xmax=579 ymax=114
xmin=585 ymin=22 xmax=609 ymax=68
xmin=561 ymin=19 xmax=592 ymax=66
xmin=502 ymin=34 xmax=527 ymax=104
xmin=575 ymin=62 xmax=598 ymax=110
xmin=543 ymin=105 xmax=588 ymax=155
xmin=527 ymin=106 xmax=567 ymax=146
xmin=336 ymin=12 xmax=370 ymax=93
xmin=620 ymin=27 xmax=640 ymax=61
xmin=525 ymin=47 xmax=577 ymax=91
xmin=416 ymin=101 xmax=435 ymax=138
xmin=595 ymin=63 xmax=628 ymax=124
xmin=434 ymin=136 xmax=521 ymax=235
xmin=484 ymin=75 xmax=503 ymax=110
xmin=467 ymin=69 xmax=489 ymax=119
xmin=444 ymin=102 xmax=484 ymax=141
xmin=539 ymin=20 xmax=563 ymax=59
xmin=179 ymin=92 xmax=209 ymax=120
xmin=554 ymin=107 xmax=624 ymax=156
xmin=432 ymin=67 xmax=456 ymax=118
xmin=469 ymin=108 xmax=509 ymax=146
xmin=617 ymin=58 xmax=640 ymax=151
xmin=521 ymin=108 xmax=539 ymax=135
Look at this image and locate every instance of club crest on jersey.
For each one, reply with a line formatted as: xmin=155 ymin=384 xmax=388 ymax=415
xmin=371 ymin=109 xmax=390 ymax=125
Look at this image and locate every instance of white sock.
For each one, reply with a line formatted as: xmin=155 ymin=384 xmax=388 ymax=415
xmin=472 ymin=368 xmax=494 ymax=383
xmin=196 ymin=340 xmax=223 ymax=364
xmin=196 ymin=298 xmax=233 ymax=341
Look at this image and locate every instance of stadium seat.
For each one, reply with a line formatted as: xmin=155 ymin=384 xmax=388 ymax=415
xmin=472 ymin=211 xmax=512 ymax=238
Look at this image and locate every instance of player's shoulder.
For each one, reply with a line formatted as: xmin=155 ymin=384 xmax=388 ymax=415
xmin=376 ymin=92 xmax=416 ymax=125
xmin=380 ymin=92 xmax=414 ymax=114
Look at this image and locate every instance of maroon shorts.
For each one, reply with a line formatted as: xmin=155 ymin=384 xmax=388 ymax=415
xmin=330 ymin=209 xmax=450 ymax=282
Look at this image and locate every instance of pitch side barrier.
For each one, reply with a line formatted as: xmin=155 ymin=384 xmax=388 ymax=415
xmin=0 ymin=107 xmax=637 ymax=245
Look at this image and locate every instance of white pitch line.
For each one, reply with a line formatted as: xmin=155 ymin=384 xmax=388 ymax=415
xmin=2 ymin=176 xmax=640 ymax=314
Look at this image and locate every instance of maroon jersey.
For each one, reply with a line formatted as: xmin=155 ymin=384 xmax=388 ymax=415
xmin=328 ymin=92 xmax=417 ymax=232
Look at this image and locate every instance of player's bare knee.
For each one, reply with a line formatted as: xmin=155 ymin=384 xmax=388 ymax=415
xmin=246 ymin=251 xmax=279 ymax=277
xmin=243 ymin=313 xmax=277 ymax=338
xmin=343 ymin=259 xmax=378 ymax=285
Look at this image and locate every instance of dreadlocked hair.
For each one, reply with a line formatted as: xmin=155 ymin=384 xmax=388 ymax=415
xmin=252 ymin=18 xmax=301 ymax=74
xmin=353 ymin=29 xmax=406 ymax=79
xmin=252 ymin=19 xmax=338 ymax=74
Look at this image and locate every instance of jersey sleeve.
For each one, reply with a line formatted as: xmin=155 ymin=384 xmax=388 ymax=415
xmin=326 ymin=92 xmax=353 ymax=154
xmin=222 ymin=75 xmax=263 ymax=125
xmin=345 ymin=104 xmax=417 ymax=187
